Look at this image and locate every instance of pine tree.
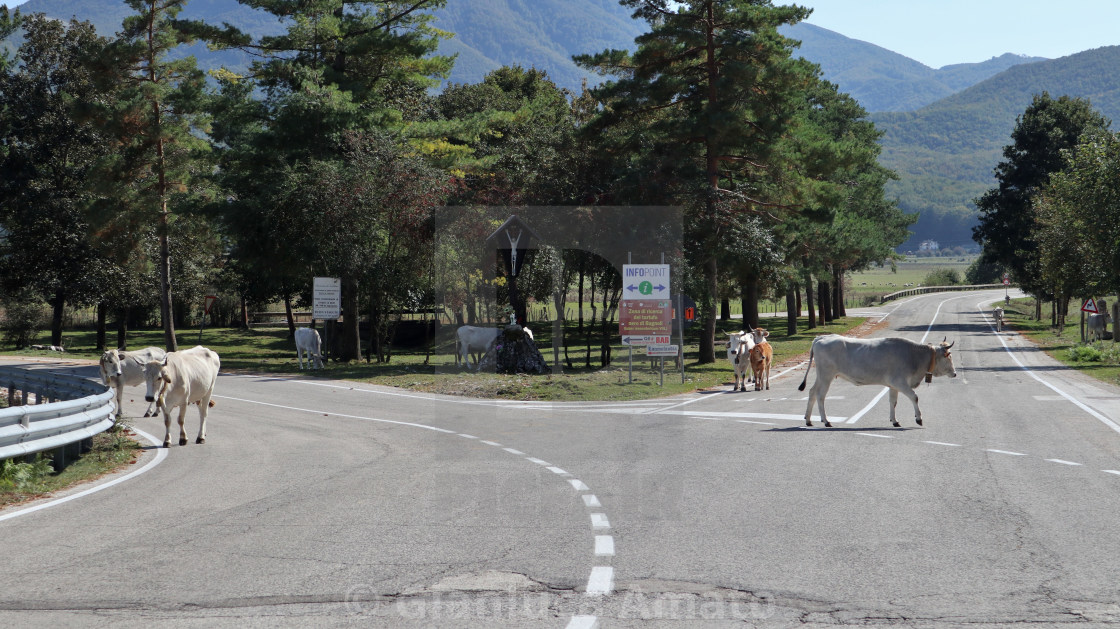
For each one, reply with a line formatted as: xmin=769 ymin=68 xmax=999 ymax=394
xmin=576 ymin=0 xmax=820 ymax=362
xmin=94 ymin=0 xmax=214 ymax=352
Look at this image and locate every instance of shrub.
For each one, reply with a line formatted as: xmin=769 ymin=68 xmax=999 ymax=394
xmin=921 ymin=268 xmax=961 ymax=286
xmin=1 ymin=290 xmax=45 ymax=349
xmin=1069 ymin=344 xmax=1104 ymax=362
xmin=0 ymin=455 xmax=53 ymax=490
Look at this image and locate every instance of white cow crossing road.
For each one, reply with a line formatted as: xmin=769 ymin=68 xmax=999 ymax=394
xmin=3 ymin=290 xmax=1120 ymax=627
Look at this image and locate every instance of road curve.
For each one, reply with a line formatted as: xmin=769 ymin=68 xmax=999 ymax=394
xmin=3 ymin=289 xmax=1120 ymax=627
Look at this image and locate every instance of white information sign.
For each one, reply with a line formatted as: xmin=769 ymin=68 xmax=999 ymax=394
xmin=622 ymin=264 xmax=670 ymax=300
xmin=646 ymin=344 xmax=679 ymax=357
xmin=313 ymin=277 xmax=341 ymax=320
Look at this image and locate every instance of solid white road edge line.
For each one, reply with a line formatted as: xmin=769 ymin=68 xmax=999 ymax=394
xmin=977 ymin=299 xmax=1120 ymax=437
xmin=0 ymin=426 xmax=166 ymax=523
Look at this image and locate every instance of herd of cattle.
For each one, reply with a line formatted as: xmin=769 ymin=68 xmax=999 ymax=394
xmin=99 ymin=345 xmax=220 ymax=448
xmin=124 ymin=303 xmax=1120 ymax=440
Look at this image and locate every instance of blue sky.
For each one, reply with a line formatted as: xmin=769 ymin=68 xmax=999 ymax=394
xmin=5 ymin=0 xmax=1118 ymax=69
xmin=802 ymin=0 xmax=1120 ymax=68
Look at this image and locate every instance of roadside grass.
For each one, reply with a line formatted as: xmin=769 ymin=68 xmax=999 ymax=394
xmin=16 ymin=315 xmax=869 ymax=401
xmin=999 ymin=298 xmax=1120 ymax=388
xmin=0 ymin=424 xmax=142 ymax=509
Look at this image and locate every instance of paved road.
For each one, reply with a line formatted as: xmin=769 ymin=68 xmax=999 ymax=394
xmin=3 ymin=289 xmax=1120 ymax=627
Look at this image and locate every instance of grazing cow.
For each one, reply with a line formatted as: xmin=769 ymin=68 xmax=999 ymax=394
xmin=798 ymin=335 xmax=957 ymax=428
xmin=993 ymin=307 xmax=1004 ymax=332
xmin=99 ymin=347 xmax=166 ymax=418
xmin=295 ymin=327 xmax=323 ymax=369
xmin=143 ymin=346 xmax=220 ymax=448
xmin=749 ymin=341 xmax=773 ymax=391
xmin=455 ymin=326 xmax=502 ymax=369
xmin=1088 ymin=313 xmax=1111 ymax=343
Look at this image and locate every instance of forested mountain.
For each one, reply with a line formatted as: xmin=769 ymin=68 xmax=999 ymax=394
xmin=2 ymin=0 xmax=643 ymax=91
xmin=784 ymin=23 xmax=1045 ymax=112
xmin=4 ymin=0 xmax=1116 ymax=252
xmin=873 ymin=46 xmax=1120 ymax=250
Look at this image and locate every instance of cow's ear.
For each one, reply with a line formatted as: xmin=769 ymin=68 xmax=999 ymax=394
xmin=161 ymin=367 xmax=172 ymax=383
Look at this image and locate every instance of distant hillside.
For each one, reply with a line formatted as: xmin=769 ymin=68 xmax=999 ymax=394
xmin=431 ymin=0 xmax=643 ymax=90
xmin=872 ymin=46 xmax=1120 ymax=250
xmin=2 ymin=0 xmax=642 ymax=92
xmin=783 ymin=23 xmax=1045 ymax=112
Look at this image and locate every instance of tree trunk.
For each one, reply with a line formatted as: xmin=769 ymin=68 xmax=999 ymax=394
xmin=240 ymin=294 xmax=249 ymax=330
xmin=833 ymin=267 xmax=846 ymax=317
xmin=158 ymin=230 xmax=178 ymax=352
xmin=284 ymin=295 xmax=296 ymax=338
xmin=116 ymin=307 xmax=128 ymax=350
xmin=819 ymin=280 xmax=833 ymax=323
xmin=741 ymin=275 xmax=760 ymax=329
xmin=50 ymin=292 xmax=64 ymax=347
xmin=720 ymin=298 xmax=730 ymax=321
xmin=339 ymin=275 xmax=361 ymax=361
xmin=803 ymin=271 xmax=816 ymax=329
xmin=786 ymin=287 xmax=797 ymax=336
xmin=95 ymin=302 xmax=108 ymax=352
xmin=699 ymin=254 xmax=717 ymax=363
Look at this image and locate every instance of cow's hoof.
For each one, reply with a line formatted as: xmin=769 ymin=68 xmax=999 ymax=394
xmin=196 ymin=437 xmax=205 ymax=444
xmin=179 ymin=437 xmax=188 ymax=446
xmin=824 ymin=421 xmax=833 ymax=428
xmin=891 ymin=421 xmax=901 ymax=428
xmin=162 ymin=442 xmax=171 ymax=448
xmin=804 ymin=420 xmax=813 ymax=427
xmin=915 ymin=418 xmax=923 ymax=426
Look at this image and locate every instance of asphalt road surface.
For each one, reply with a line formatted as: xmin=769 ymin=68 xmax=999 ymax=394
xmin=3 ymin=289 xmax=1120 ymax=628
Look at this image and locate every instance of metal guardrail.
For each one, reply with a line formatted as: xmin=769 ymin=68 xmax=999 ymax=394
xmin=0 ymin=367 xmax=115 ymax=463
xmin=879 ymin=284 xmax=1009 ymax=304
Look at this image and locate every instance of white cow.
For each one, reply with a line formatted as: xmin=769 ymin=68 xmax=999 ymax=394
xmin=99 ymin=346 xmax=166 ymax=418
xmin=295 ymin=327 xmax=323 ymax=369
xmin=993 ymin=306 xmax=1004 ymax=332
xmin=726 ymin=331 xmax=755 ymax=386
xmin=799 ymin=335 xmax=957 ymax=428
xmin=143 ymin=346 xmax=220 ymax=448
xmin=731 ymin=340 xmax=752 ymax=391
xmin=455 ymin=326 xmax=502 ymax=369
xmin=746 ymin=327 xmax=770 ymax=346
xmin=1088 ymin=313 xmax=1111 ymax=343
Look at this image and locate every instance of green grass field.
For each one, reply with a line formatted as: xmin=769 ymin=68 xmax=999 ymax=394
xmin=846 ymin=256 xmax=977 ymax=306
xmin=13 ymin=315 xmax=868 ymax=402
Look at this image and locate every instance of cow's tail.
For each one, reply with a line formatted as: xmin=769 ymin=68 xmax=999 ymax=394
xmin=798 ymin=340 xmax=816 ymax=391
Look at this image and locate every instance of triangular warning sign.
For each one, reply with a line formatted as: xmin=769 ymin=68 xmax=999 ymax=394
xmin=204 ymin=295 xmax=218 ymax=315
xmin=1081 ymin=299 xmax=1099 ymax=314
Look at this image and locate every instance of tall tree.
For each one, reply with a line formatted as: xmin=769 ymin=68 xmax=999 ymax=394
xmin=94 ymin=0 xmax=213 ymax=351
xmin=197 ymin=0 xmax=453 ymax=361
xmin=972 ymin=92 xmax=1110 ymax=301
xmin=577 ymin=0 xmax=821 ymax=363
xmin=0 ymin=15 xmax=113 ymax=346
xmin=1034 ymin=129 xmax=1120 ymax=323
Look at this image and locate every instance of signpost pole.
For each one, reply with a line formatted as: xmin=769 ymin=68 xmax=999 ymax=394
xmin=659 ymin=253 xmax=665 ymax=387
xmin=628 ymin=253 xmax=633 ymax=384
xmin=678 ymin=292 xmax=685 ymax=384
